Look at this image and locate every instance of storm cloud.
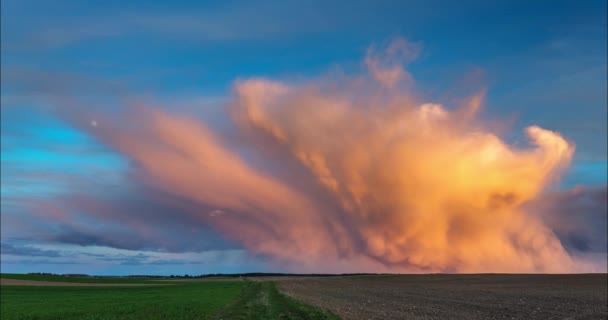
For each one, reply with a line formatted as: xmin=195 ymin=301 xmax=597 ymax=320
xmin=60 ymin=39 xmax=604 ymax=273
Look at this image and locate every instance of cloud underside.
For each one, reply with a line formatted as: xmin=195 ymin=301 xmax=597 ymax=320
xmin=4 ymin=39 xmax=606 ymax=273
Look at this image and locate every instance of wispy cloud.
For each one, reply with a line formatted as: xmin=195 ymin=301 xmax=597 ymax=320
xmin=3 ymin=2 xmax=343 ymax=50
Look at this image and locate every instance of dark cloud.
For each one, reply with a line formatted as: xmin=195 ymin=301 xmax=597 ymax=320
xmin=1 ymin=259 xmax=83 ymax=265
xmin=528 ymin=185 xmax=607 ymax=253
xmin=93 ymin=252 xmax=239 ymax=266
xmin=1 ymin=243 xmax=62 ymax=257
xmin=11 ymin=187 xmax=241 ymax=254
xmin=97 ymin=253 xmax=150 ymax=265
xmin=49 ymin=228 xmax=145 ymax=251
xmin=119 ymin=258 xmax=203 ymax=266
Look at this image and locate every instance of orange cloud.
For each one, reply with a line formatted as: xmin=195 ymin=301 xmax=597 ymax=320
xmin=96 ymin=39 xmax=588 ymax=273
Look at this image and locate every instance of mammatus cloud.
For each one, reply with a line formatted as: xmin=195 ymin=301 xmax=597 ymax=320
xmin=86 ymin=39 xmax=599 ymax=273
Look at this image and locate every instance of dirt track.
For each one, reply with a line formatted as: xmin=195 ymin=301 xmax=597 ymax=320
xmin=0 ymin=279 xmax=168 ymax=286
xmin=279 ymin=274 xmax=608 ymax=320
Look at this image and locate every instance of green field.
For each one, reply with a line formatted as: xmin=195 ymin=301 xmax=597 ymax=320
xmin=0 ymin=274 xmax=339 ymax=320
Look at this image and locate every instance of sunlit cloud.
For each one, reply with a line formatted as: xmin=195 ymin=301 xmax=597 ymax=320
xmin=78 ymin=39 xmax=598 ymax=273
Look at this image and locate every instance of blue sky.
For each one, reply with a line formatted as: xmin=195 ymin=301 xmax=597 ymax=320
xmin=1 ymin=0 xmax=606 ymax=275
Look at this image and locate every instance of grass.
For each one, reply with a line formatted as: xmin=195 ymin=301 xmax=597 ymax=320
xmin=212 ymin=281 xmax=340 ymax=320
xmin=1 ymin=282 xmax=245 ymax=320
xmin=1 ymin=274 xmax=340 ymax=319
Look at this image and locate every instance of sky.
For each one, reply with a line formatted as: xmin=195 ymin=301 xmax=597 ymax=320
xmin=1 ymin=0 xmax=606 ymax=275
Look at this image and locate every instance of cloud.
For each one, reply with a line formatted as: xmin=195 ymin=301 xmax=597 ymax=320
xmin=0 ymin=243 xmax=263 ymax=273
xmin=1 ymin=243 xmax=62 ymax=257
xmin=91 ymin=108 xmax=344 ymax=270
xmin=98 ymin=251 xmax=246 ymax=266
xmin=2 ymin=1 xmax=348 ymax=49
xmin=63 ymin=38 xmax=602 ymax=273
xmin=528 ymin=186 xmax=607 ymax=254
xmin=3 ymin=188 xmax=239 ymax=254
xmin=1 ymin=259 xmax=82 ymax=265
xmin=364 ymin=38 xmax=421 ymax=88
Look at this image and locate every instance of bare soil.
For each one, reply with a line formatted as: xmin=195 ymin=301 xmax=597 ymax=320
xmin=0 ymin=279 xmax=168 ymax=286
xmin=153 ymin=277 xmax=246 ymax=282
xmin=279 ymin=274 xmax=608 ymax=320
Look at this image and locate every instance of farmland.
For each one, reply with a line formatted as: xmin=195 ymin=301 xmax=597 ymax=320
xmin=279 ymin=274 xmax=608 ymax=320
xmin=1 ymin=280 xmax=243 ymax=319
xmin=0 ymin=274 xmax=337 ymax=320
xmin=2 ymin=273 xmax=606 ymax=319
